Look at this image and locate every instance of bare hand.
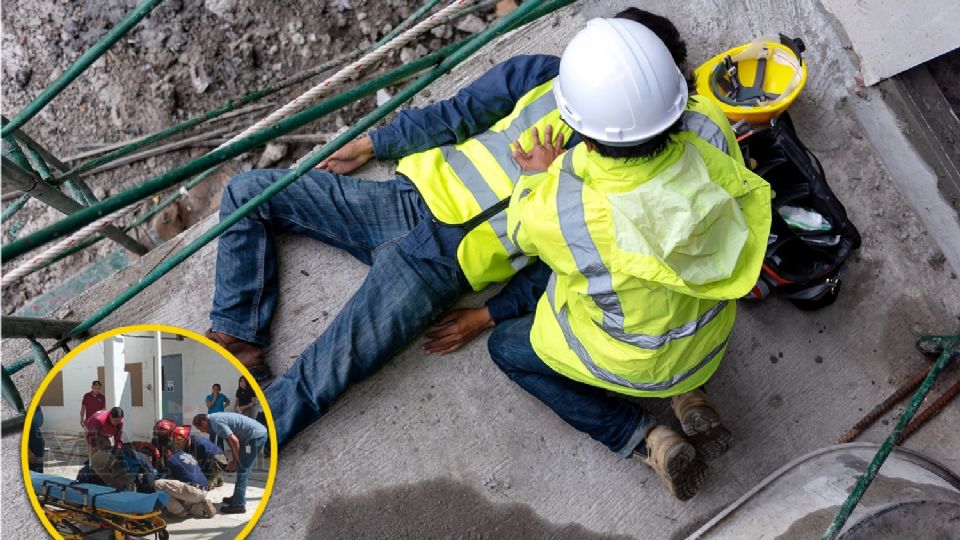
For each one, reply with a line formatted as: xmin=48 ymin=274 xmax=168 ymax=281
xmin=422 ymin=307 xmax=495 ymax=355
xmin=317 ymin=135 xmax=375 ymax=174
xmin=512 ymin=125 xmax=565 ymax=172
xmin=227 ymin=460 xmax=238 ymax=472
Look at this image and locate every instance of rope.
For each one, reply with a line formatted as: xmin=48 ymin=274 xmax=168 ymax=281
xmin=6 ymin=0 xmax=477 ymax=269
xmin=222 ymin=0 xmax=477 ymax=150
xmin=1 ymin=205 xmax=138 ymax=286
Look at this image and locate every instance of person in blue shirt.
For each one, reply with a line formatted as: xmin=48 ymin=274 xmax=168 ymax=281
xmin=205 ymin=384 xmax=230 ymax=451
xmin=172 ymin=425 xmax=229 ymax=488
xmin=155 ymin=445 xmax=216 ymax=519
xmin=193 ymin=412 xmax=268 ymax=514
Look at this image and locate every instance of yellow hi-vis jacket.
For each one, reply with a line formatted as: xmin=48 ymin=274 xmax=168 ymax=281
xmin=507 ymin=130 xmax=772 ymax=397
xmin=396 ymin=79 xmax=573 ymax=291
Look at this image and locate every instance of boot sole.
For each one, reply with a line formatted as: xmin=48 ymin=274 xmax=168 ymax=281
xmin=662 ymin=441 xmax=708 ymax=501
xmin=681 ymin=407 xmax=733 ymax=461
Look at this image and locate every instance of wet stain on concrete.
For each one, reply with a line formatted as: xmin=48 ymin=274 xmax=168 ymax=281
xmin=768 ymin=394 xmax=784 ymax=408
xmin=308 ymin=477 xmax=632 ymax=539
xmin=775 ymin=505 xmax=841 ymax=540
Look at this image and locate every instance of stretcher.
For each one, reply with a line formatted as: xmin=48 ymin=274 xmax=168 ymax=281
xmin=30 ymin=472 xmax=170 ymax=539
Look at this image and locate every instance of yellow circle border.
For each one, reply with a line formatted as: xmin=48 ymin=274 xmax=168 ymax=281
xmin=20 ymin=324 xmax=279 ymax=540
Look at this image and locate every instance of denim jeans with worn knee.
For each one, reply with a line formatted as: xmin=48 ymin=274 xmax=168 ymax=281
xmin=488 ymin=315 xmax=656 ymax=458
xmin=210 ymin=169 xmax=467 ymax=448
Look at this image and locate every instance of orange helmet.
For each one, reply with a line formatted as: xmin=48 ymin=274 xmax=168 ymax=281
xmin=154 ymin=419 xmax=177 ymax=437
xmin=172 ymin=425 xmax=191 ymax=442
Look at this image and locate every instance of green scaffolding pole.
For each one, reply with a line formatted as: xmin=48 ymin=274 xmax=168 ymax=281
xmin=66 ymin=0 xmax=574 ymax=338
xmin=0 ymin=36 xmax=471 ymax=261
xmin=1 ymin=0 xmax=165 ymax=137
xmin=822 ymin=331 xmax=960 ymax=539
xmin=1 ymin=194 xmax=30 ymax=223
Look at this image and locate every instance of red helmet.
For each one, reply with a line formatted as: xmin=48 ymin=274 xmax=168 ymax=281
xmin=172 ymin=425 xmax=191 ymax=442
xmin=154 ymin=419 xmax=177 ymax=436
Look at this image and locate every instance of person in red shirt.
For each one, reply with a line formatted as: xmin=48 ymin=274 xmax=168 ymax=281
xmin=84 ymin=407 xmax=124 ymax=463
xmin=79 ymin=380 xmax=106 ymax=427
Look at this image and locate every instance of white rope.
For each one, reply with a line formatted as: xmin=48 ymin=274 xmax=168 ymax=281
xmin=2 ymin=205 xmax=139 ymax=286
xmin=222 ymin=0 xmax=477 ymax=151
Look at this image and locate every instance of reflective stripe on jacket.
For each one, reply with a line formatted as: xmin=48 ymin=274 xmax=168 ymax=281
xmin=508 ymin=129 xmax=771 ymax=397
xmin=397 ymin=79 xmax=573 ymax=291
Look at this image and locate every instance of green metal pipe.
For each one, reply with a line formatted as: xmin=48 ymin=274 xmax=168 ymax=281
xmin=1 ymin=369 xmax=25 ymax=413
xmin=822 ymin=331 xmax=960 ymax=539
xmin=1 ymin=45 xmax=457 ymax=261
xmin=68 ymin=0 xmax=573 ymax=338
xmin=1 ymin=194 xmax=31 ymax=223
xmin=6 ymin=119 xmax=71 ymax=173
xmin=1 ymin=0 xmax=166 ymax=137
xmin=3 ymin=355 xmax=36 ymax=376
xmin=18 ymin=133 xmax=98 ymax=206
xmin=28 ymin=338 xmax=54 ymax=376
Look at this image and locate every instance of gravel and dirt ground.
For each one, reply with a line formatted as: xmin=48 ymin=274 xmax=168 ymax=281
xmin=2 ymin=0 xmax=497 ymax=313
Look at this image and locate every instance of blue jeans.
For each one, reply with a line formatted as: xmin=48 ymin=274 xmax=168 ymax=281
xmin=488 ymin=315 xmax=656 ymax=458
xmin=211 ymin=170 xmax=467 ymax=447
xmin=231 ymin=434 xmax=267 ymax=506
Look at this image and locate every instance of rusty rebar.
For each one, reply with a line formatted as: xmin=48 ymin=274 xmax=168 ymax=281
xmin=897 ymin=378 xmax=960 ymax=443
xmin=837 ymin=363 xmax=931 ymax=443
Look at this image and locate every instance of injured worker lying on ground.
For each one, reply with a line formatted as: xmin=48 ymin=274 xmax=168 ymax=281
xmin=203 ymin=7 xmax=770 ymax=500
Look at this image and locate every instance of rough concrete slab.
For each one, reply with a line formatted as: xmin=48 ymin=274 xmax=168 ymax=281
xmin=818 ymin=0 xmax=960 ymax=86
xmin=3 ymin=1 xmax=960 ymax=539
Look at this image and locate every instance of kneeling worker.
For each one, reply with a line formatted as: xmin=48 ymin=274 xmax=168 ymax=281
xmin=155 ymin=445 xmax=216 ymax=519
xmin=172 ymin=425 xmax=229 ymax=488
xmin=192 ymin=412 xmax=268 ymax=514
xmin=496 ymin=18 xmax=771 ymax=500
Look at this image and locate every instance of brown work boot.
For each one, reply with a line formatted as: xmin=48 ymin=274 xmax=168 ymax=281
xmin=205 ymin=330 xmax=272 ymax=383
xmin=671 ymin=389 xmax=732 ymax=461
xmin=636 ymin=425 xmax=708 ymax=501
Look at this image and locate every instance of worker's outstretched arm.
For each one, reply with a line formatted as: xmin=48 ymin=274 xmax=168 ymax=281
xmin=370 ymin=54 xmax=561 ymax=160
xmin=226 ymin=434 xmax=241 ymax=471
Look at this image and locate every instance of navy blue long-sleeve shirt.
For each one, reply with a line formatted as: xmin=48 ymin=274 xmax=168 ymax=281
xmin=368 ymin=55 xmax=573 ymax=322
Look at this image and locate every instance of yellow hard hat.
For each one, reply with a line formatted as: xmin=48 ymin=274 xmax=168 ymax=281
xmin=694 ymin=35 xmax=807 ymax=124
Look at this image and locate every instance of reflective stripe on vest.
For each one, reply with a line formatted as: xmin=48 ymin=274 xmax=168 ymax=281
xmin=554 ymin=151 xmax=729 ymax=350
xmin=545 ymin=272 xmax=728 ymax=391
xmin=440 ymin=146 xmax=527 ymax=271
xmin=680 ymin=109 xmax=728 ymax=155
xmin=437 ymin=89 xmax=560 ymax=271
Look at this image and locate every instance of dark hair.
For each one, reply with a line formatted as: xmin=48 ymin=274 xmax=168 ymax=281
xmin=192 ymin=413 xmax=208 ymax=428
xmin=109 ymin=406 xmax=124 ymax=418
xmin=212 ymin=383 xmax=221 ymax=391
xmin=238 ymin=377 xmax=248 ymax=388
xmin=578 ymin=117 xmax=683 ymax=160
xmin=614 ymin=8 xmax=687 ymax=69
xmin=92 ymin=381 xmax=102 ymax=387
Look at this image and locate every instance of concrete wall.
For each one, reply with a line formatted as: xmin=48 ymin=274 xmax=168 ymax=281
xmin=37 ymin=332 xmax=246 ymax=440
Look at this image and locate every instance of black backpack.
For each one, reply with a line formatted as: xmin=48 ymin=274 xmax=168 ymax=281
xmin=739 ymin=112 xmax=861 ymax=309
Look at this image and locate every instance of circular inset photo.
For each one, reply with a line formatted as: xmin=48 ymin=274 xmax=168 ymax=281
xmin=21 ymin=325 xmax=276 ymax=539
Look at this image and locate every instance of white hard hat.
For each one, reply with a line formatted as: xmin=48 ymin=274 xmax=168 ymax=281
xmin=554 ymin=18 xmax=688 ymax=146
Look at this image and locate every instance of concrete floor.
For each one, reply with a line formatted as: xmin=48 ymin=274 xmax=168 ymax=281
xmin=3 ymin=1 xmax=960 ymax=539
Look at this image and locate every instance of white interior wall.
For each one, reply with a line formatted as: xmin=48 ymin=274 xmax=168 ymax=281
xmin=36 ymin=343 xmax=103 ymax=436
xmin=36 ymin=332 xmax=246 ymax=440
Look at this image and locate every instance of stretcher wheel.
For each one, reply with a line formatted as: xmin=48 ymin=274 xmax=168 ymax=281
xmin=157 ymin=529 xmax=170 ymax=540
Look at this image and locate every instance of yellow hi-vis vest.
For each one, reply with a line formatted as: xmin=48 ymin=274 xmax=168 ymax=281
xmin=508 ymin=134 xmax=772 ymax=398
xmin=396 ymin=80 xmax=573 ymax=291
